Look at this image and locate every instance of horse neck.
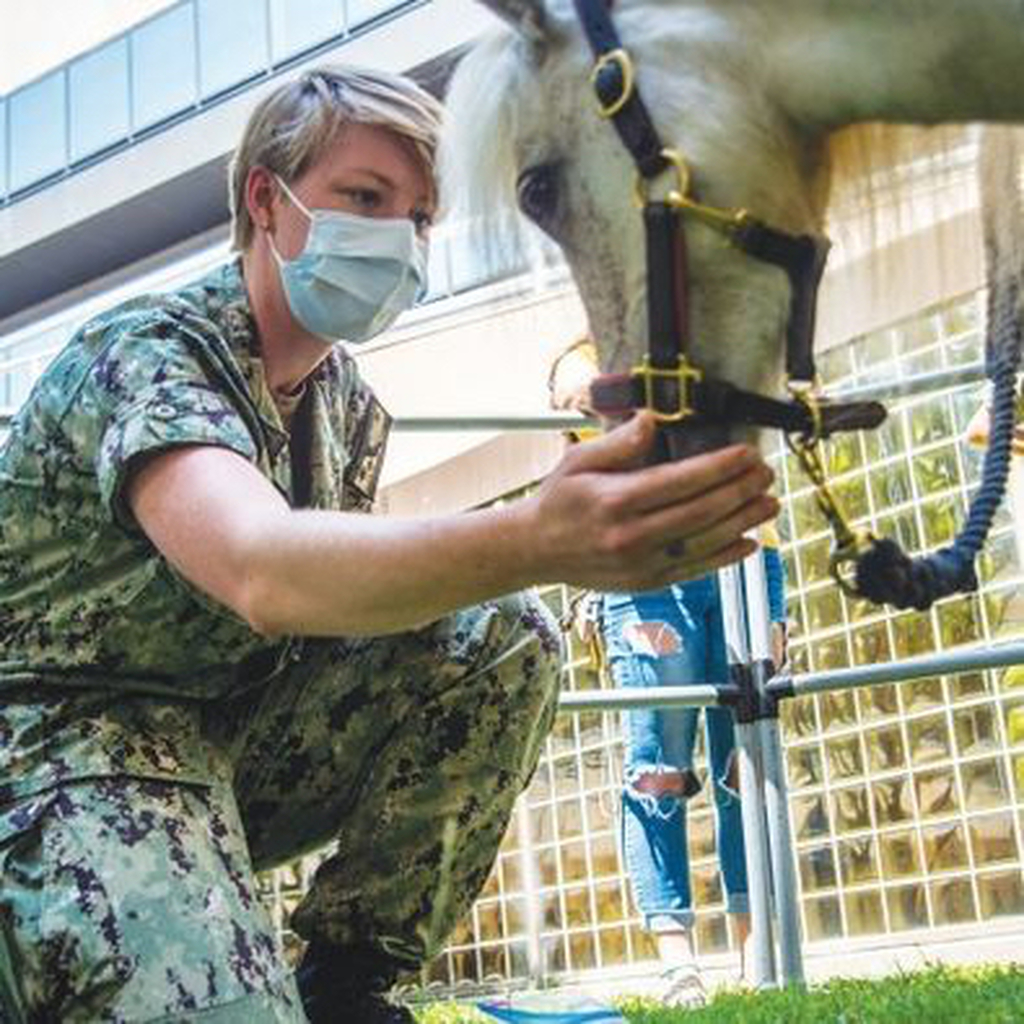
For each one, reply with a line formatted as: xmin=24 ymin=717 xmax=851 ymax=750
xmin=769 ymin=0 xmax=1024 ymax=129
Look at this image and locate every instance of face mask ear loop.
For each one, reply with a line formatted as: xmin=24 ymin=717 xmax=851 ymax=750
xmin=267 ymin=174 xmax=314 ymax=269
xmin=274 ymin=174 xmax=314 ymax=221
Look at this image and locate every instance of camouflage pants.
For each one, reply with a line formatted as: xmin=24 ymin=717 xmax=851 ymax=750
xmin=0 ymin=594 xmax=561 ymax=1023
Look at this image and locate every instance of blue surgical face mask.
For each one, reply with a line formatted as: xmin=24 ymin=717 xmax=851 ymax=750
xmin=269 ymin=176 xmax=428 ymax=343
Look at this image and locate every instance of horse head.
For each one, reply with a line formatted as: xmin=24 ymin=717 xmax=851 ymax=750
xmin=443 ymin=0 xmax=1024 ymax=453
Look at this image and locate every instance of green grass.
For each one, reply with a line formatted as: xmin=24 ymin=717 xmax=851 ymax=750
xmin=412 ymin=964 xmax=1024 ymax=1023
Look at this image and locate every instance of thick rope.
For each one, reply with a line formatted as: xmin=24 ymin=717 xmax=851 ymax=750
xmin=854 ymin=129 xmax=1023 ymax=611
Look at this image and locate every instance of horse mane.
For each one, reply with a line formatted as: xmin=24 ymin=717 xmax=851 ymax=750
xmin=439 ymin=29 xmax=534 ymax=266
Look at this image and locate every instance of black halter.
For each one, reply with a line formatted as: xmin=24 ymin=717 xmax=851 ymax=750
xmin=571 ymin=0 xmax=886 ymax=450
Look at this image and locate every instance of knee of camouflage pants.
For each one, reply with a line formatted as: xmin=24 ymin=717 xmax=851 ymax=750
xmin=255 ymin=591 xmax=564 ymax=964
xmin=0 ymin=777 xmax=304 ymax=1024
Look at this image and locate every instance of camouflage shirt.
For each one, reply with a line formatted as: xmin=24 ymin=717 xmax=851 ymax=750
xmin=0 ymin=259 xmax=391 ymax=803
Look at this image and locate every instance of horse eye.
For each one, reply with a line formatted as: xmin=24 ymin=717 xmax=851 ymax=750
xmin=516 ymin=163 xmax=561 ymax=225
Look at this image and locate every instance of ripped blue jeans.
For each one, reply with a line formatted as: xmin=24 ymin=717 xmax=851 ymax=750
xmin=602 ymin=577 xmax=749 ymax=932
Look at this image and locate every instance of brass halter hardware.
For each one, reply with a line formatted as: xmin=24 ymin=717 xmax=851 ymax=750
xmin=786 ymin=383 xmax=876 ymax=597
xmin=631 ymin=355 xmax=704 ymax=422
xmin=634 ymin=148 xmax=753 ymax=239
xmin=591 ymin=48 xmax=636 ymax=118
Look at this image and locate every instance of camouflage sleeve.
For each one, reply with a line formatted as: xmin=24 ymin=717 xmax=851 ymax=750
xmin=91 ymin=318 xmax=259 ymax=533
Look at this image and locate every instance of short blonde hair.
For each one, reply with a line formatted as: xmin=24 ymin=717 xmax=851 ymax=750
xmin=228 ymin=65 xmax=443 ymax=251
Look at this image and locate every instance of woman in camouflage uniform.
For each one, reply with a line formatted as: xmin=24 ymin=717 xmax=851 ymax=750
xmin=0 ymin=67 xmax=779 ymax=1023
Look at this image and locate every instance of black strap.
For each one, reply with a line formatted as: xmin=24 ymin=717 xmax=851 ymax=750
xmin=733 ymin=221 xmax=831 ymax=382
xmin=571 ymin=0 xmax=668 ymax=178
xmin=588 ymin=371 xmax=886 ymax=437
xmin=645 ymin=202 xmax=687 ymax=367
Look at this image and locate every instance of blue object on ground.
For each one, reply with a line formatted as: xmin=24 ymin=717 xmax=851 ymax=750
xmin=477 ymin=993 xmax=625 ymax=1023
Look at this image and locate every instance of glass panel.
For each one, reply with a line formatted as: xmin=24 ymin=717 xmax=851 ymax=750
xmin=782 ymin=693 xmax=819 ymax=739
xmin=803 ymin=895 xmax=842 ymax=941
xmin=978 ymin=530 xmax=1022 ymax=585
xmin=347 ymin=0 xmax=401 ymax=30
xmin=915 ymin=768 xmax=959 ymax=818
xmin=909 ymin=398 xmax=953 ymax=447
xmin=961 ymin=758 xmax=1011 ymax=812
xmin=913 ymin=446 xmax=959 ymax=495
xmin=9 ymin=71 xmax=67 ymax=192
xmin=270 ymin=0 xmax=345 ymax=61
xmin=921 ymin=822 xmax=968 ymax=872
xmin=806 ymin=586 xmax=843 ymax=632
xmin=937 ymin=596 xmax=982 ymax=648
xmin=556 ymin=797 xmax=584 ymax=839
xmin=552 ymin=754 xmax=580 ymax=797
xmin=950 ymin=671 xmax=991 ymax=702
xmin=838 ymin=837 xmax=879 ymax=885
xmin=594 ymin=881 xmax=626 ymax=924
xmin=886 ymin=883 xmax=929 ymax=930
xmin=499 ymin=855 xmax=521 ymax=894
xmin=476 ymin=901 xmax=501 ymax=941
xmin=852 ymin=623 xmax=892 ymax=667
xmin=198 ymin=0 xmax=270 ymax=97
xmin=480 ymin=944 xmax=507 ymax=980
xmin=870 ymin=460 xmax=911 ymax=508
xmin=873 ymin=778 xmax=914 ymax=825
xmin=563 ymin=886 xmax=591 ymax=926
xmin=69 ymin=38 xmax=129 ymax=162
xmin=978 ymin=871 xmax=1024 ymax=920
xmin=826 ymin=432 xmax=863 ymax=475
xmin=695 ymin=914 xmax=728 ymax=955
xmin=131 ymin=3 xmax=198 ymax=130
xmin=792 ymin=794 xmax=830 ymax=840
xmin=864 ymin=410 xmax=905 ymax=463
xmin=921 ymin=494 xmax=962 ymax=547
xmin=584 ymin=792 xmax=615 ymax=833
xmin=861 ymin=683 xmax=899 ymax=722
xmin=530 ymin=804 xmax=554 ymax=844
xmin=540 ymin=890 xmax=561 ymax=928
xmin=954 ymin=703 xmax=1000 ymax=757
xmin=930 ymin=877 xmax=976 ymax=925
xmin=502 ymin=898 xmax=524 ymax=935
xmin=866 ymin=725 xmax=906 ymax=773
xmin=799 ymin=846 xmax=837 ymax=892
xmin=798 ymin=536 xmax=833 ymax=587
xmin=819 ymin=689 xmax=857 ymax=730
xmin=891 ymin=614 xmax=936 ymax=660
xmin=832 ymin=475 xmax=869 ymax=522
xmin=568 ymin=932 xmax=597 ymax=971
xmin=903 ymin=677 xmax=943 ymax=712
xmin=692 ymin=865 xmax=722 ymax=907
xmin=559 ymin=842 xmax=587 ymax=884
xmin=826 ymin=736 xmax=864 ymax=781
xmin=813 ymin=635 xmax=851 ymax=672
xmin=451 ymin=948 xmax=479 ymax=982
xmin=598 ymin=926 xmax=629 ymax=965
xmin=589 ymin=833 xmax=619 ymax=877
xmin=907 ymin=714 xmax=951 ymax=765
xmin=968 ymin=812 xmax=1019 ymax=865
xmin=844 ymin=890 xmax=884 ymax=936
xmin=689 ymin=811 xmax=716 ymax=861
xmin=832 ymin=786 xmax=871 ymax=834
xmin=879 ymin=829 xmax=921 ymax=878
xmin=787 ymin=744 xmax=824 ymax=789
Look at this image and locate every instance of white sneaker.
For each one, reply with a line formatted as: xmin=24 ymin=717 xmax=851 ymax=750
xmin=659 ymin=963 xmax=707 ymax=1008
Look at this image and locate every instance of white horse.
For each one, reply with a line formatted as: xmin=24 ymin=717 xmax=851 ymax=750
xmin=442 ymin=0 xmax=1024 ymax=439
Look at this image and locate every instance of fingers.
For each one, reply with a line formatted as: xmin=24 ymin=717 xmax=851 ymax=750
xmin=630 ymin=479 xmax=779 ymax=559
xmin=603 ymin=441 xmax=768 ymax=516
xmin=563 ymin=411 xmax=656 ymax=473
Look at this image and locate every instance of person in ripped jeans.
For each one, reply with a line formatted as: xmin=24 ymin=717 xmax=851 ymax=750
xmin=550 ymin=337 xmax=786 ymax=1005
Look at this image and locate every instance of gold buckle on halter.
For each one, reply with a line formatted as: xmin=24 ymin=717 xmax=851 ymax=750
xmin=591 ymin=48 xmax=635 ymax=118
xmin=634 ymin=148 xmax=753 ymax=237
xmin=632 ymin=356 xmax=703 ymax=422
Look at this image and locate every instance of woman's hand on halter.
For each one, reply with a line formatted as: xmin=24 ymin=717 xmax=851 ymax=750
xmin=522 ymin=411 xmax=779 ymax=591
